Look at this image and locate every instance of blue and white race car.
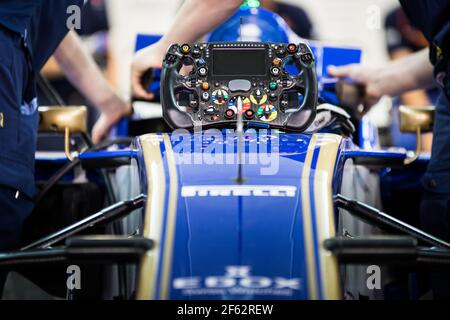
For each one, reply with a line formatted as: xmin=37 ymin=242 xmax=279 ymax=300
xmin=1 ymin=6 xmax=445 ymax=301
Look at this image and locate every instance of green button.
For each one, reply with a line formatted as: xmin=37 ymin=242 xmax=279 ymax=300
xmin=269 ymin=82 xmax=277 ymax=90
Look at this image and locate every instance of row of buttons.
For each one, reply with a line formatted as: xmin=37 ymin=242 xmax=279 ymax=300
xmin=183 ymin=43 xmax=306 ymax=59
xmin=204 ymin=105 xmax=278 ymax=122
xmin=200 ymin=92 xmax=283 ymax=108
xmin=213 ymin=43 xmax=265 ymax=48
xmin=224 ymin=108 xmax=255 ymax=120
xmin=198 ymin=80 xmax=278 ymax=92
xmin=181 ymin=43 xmax=204 ymax=58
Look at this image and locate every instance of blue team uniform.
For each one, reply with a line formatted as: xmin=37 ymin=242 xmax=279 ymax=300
xmin=0 ymin=0 xmax=83 ymax=277
xmin=400 ymin=0 xmax=450 ymax=299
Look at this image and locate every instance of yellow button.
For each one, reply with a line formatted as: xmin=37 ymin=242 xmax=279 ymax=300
xmin=181 ymin=44 xmax=191 ymax=54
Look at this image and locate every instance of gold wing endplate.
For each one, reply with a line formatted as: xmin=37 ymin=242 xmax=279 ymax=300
xmin=398 ymin=105 xmax=435 ymax=165
xmin=38 ymin=106 xmax=88 ymax=161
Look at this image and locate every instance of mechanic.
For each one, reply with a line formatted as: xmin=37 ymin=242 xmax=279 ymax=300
xmin=0 ymin=0 xmax=130 ymax=293
xmin=132 ymin=0 xmax=243 ymax=100
xmin=329 ymin=0 xmax=450 ymax=299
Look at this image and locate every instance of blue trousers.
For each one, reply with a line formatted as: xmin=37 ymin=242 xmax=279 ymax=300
xmin=0 ymin=186 xmax=33 ymax=251
xmin=0 ymin=186 xmax=34 ymax=295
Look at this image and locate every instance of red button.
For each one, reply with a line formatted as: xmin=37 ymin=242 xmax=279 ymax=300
xmin=225 ymin=109 xmax=235 ymax=119
xmin=287 ymin=43 xmax=297 ymax=53
xmin=245 ymin=109 xmax=255 ymax=119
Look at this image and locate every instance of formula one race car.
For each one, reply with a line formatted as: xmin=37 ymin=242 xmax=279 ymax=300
xmin=1 ymin=7 xmax=448 ymax=301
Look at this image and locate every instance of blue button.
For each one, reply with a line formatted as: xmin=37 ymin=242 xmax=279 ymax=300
xmin=197 ymin=58 xmax=206 ymax=67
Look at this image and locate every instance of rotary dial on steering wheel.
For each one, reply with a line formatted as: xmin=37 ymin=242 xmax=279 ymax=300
xmin=257 ymin=104 xmax=278 ymax=122
xmin=250 ymin=89 xmax=268 ymax=105
xmin=212 ymin=89 xmax=229 ymax=105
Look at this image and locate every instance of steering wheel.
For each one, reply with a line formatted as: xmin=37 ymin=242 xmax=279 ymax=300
xmin=160 ymin=42 xmax=318 ymax=132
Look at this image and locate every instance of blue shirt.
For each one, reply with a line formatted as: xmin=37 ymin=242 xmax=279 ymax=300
xmin=0 ymin=0 xmax=38 ymax=36
xmin=400 ymin=0 xmax=450 ymax=69
xmin=0 ymin=0 xmax=83 ymax=197
xmin=0 ymin=0 xmax=84 ymax=69
xmin=400 ymin=1 xmax=450 ymax=193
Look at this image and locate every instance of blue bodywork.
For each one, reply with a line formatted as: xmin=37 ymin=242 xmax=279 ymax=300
xmin=34 ymin=128 xmax=430 ymax=300
xmin=134 ymin=131 xmax=343 ymax=300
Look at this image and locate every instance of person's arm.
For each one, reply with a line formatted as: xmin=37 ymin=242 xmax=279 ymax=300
xmin=328 ymin=48 xmax=434 ymax=108
xmin=383 ymin=48 xmax=434 ymax=152
xmin=132 ymin=0 xmax=242 ymax=99
xmin=390 ymin=48 xmax=431 ymax=106
xmin=388 ymin=48 xmax=434 ymax=152
xmin=53 ymin=31 xmax=131 ymax=143
xmin=41 ymin=56 xmax=64 ymax=80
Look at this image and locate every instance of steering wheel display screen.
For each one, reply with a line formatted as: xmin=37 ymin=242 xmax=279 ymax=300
xmin=212 ymin=49 xmax=267 ymax=76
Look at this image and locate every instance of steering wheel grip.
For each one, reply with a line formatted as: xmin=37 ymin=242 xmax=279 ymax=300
xmin=160 ymin=57 xmax=194 ymax=130
xmin=284 ymin=59 xmax=318 ymax=132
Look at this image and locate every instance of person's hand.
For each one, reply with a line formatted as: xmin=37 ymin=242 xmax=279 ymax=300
xmin=328 ymin=64 xmax=384 ymax=112
xmin=131 ymin=43 xmax=166 ymax=100
xmin=92 ymin=100 xmax=132 ymax=144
